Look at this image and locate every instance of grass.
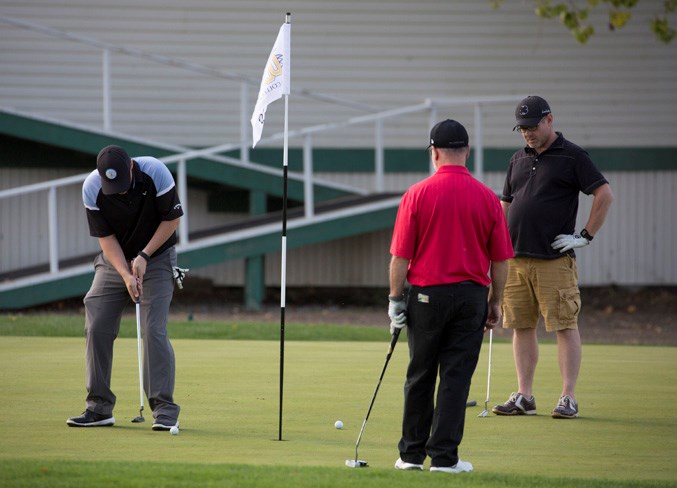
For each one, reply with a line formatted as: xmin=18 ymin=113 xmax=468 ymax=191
xmin=0 ymin=314 xmax=675 ymax=487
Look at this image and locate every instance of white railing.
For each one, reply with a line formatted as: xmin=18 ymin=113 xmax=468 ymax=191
xmin=0 ymin=95 xmax=520 ymax=282
xmin=0 ymin=16 xmax=381 ymax=160
xmin=0 ymin=15 xmax=521 ymax=283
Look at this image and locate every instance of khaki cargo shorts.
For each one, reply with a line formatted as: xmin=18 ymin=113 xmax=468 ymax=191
xmin=501 ymin=255 xmax=581 ymax=332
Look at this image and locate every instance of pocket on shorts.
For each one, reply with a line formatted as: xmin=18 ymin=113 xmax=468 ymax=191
xmin=558 ymin=286 xmax=581 ymax=323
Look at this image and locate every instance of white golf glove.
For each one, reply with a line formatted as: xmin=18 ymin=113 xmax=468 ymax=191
xmin=173 ymin=267 xmax=190 ymax=289
xmin=388 ymin=296 xmax=408 ymax=335
xmin=551 ymin=234 xmax=590 ymax=253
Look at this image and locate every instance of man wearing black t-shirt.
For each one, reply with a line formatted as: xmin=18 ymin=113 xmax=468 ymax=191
xmin=494 ymin=96 xmax=614 ymax=419
xmin=67 ymin=145 xmax=183 ymax=431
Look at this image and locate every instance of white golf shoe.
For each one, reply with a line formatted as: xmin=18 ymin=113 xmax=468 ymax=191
xmin=430 ymin=459 xmax=473 ymax=473
xmin=394 ymin=458 xmax=424 ymax=470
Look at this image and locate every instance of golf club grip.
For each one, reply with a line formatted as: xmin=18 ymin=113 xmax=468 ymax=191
xmin=387 ymin=328 xmax=401 ymax=356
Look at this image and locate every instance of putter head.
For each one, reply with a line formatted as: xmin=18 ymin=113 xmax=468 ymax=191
xmin=478 ymin=410 xmax=489 ymax=418
xmin=345 ymin=459 xmax=368 ymax=468
xmin=131 ymin=415 xmax=145 ymax=423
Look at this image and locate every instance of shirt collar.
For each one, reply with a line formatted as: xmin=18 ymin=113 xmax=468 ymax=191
xmin=435 ymin=165 xmax=470 ymax=175
xmin=524 ymin=131 xmax=564 ymax=155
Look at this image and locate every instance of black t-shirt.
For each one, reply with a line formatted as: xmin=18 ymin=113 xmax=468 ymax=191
xmin=501 ymin=133 xmax=607 ymax=259
xmin=83 ymin=156 xmax=184 ymax=260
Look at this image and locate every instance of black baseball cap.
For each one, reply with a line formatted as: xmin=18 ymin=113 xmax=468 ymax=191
xmin=97 ymin=145 xmax=131 ymax=194
xmin=426 ymin=119 xmax=469 ymax=149
xmin=514 ymin=96 xmax=551 ymax=130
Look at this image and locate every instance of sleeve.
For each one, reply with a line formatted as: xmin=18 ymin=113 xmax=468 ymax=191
xmin=141 ymin=158 xmax=184 ymax=221
xmin=156 ymin=185 xmax=184 ymax=221
xmin=575 ymin=150 xmax=608 ymax=195
xmin=487 ymin=197 xmax=514 ymax=262
xmin=82 ymin=170 xmax=114 ymax=237
xmin=389 ymin=190 xmax=417 ymax=259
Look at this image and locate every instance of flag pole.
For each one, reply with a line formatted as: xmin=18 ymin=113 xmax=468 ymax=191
xmin=278 ymin=11 xmax=291 ymax=442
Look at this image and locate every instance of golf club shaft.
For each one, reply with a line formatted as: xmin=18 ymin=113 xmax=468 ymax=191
xmin=485 ymin=328 xmax=493 ymax=405
xmin=135 ymin=301 xmax=144 ymax=415
xmin=353 ymin=328 xmax=401 ymax=460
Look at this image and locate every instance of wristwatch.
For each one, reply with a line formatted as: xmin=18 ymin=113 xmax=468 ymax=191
xmin=580 ymin=229 xmax=594 ymax=241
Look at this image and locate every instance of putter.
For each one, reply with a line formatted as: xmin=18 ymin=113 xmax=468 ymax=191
xmin=345 ymin=328 xmax=401 ymax=468
xmin=478 ymin=329 xmax=493 ymax=417
xmin=131 ymin=299 xmax=145 ymax=423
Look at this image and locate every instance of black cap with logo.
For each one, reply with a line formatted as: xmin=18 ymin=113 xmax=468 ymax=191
xmin=427 ymin=119 xmax=469 ymax=149
xmin=514 ymin=96 xmax=551 ymax=130
xmin=97 ymin=145 xmax=131 ymax=195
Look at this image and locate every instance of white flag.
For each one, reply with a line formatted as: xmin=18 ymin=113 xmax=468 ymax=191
xmin=251 ymin=22 xmax=290 ymax=147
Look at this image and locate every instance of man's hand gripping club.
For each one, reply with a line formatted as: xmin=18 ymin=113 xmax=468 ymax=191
xmin=388 ymin=296 xmax=408 ymax=336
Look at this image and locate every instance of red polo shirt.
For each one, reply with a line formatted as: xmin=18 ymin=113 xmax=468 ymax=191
xmin=390 ymin=165 xmax=513 ymax=287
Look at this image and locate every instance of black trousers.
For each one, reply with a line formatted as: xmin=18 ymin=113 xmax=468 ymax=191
xmin=398 ymin=283 xmax=488 ymax=467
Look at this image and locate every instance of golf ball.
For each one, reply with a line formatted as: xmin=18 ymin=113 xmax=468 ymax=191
xmin=170 ymin=426 xmax=179 ymax=435
xmin=334 ymin=420 xmax=343 ymax=429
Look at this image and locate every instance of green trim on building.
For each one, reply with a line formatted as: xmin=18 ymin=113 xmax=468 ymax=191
xmin=0 ymin=204 xmax=399 ymax=310
xmin=236 ymin=147 xmax=677 ymax=173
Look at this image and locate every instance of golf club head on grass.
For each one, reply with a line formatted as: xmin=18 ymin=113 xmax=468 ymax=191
xmin=478 ymin=401 xmax=490 ymax=417
xmin=345 ymin=459 xmax=368 ymax=468
xmin=131 ymin=406 xmax=145 ymax=423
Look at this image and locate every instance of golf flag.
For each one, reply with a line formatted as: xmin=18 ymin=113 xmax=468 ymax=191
xmin=251 ymin=22 xmax=290 ymax=147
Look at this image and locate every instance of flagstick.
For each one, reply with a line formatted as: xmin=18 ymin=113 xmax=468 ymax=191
xmin=278 ymin=11 xmax=291 ymax=443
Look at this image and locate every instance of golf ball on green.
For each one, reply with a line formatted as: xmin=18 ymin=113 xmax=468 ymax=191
xmin=170 ymin=426 xmax=179 ymax=435
xmin=334 ymin=420 xmax=343 ymax=429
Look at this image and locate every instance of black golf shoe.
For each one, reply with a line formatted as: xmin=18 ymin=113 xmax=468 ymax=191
xmin=66 ymin=410 xmax=115 ymax=427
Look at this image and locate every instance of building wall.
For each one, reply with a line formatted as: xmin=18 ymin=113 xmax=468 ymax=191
xmin=1 ymin=0 xmax=676 ymax=148
xmin=1 ymin=1 xmax=676 ymax=287
xmin=3 ymin=167 xmax=676 ymax=286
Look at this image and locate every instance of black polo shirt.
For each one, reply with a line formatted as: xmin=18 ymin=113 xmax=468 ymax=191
xmin=83 ymin=156 xmax=184 ymax=260
xmin=501 ymin=132 xmax=607 ymax=259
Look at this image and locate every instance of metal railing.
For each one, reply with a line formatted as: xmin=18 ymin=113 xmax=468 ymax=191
xmin=0 ymin=94 xmax=520 ymax=283
xmin=0 ymin=15 xmax=381 ymax=161
xmin=0 ymin=16 xmax=521 ymax=284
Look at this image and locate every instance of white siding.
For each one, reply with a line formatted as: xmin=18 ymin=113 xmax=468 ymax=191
xmin=2 ymin=168 xmax=676 ymax=285
xmin=1 ymin=0 xmax=676 ymax=147
xmin=1 ymin=1 xmax=676 ymax=287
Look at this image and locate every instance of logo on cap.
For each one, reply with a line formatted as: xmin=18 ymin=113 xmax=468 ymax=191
xmin=519 ymin=105 xmax=529 ymax=116
xmin=105 ymin=169 xmax=117 ymax=180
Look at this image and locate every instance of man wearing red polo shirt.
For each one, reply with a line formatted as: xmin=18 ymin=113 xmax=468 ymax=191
xmin=388 ymin=119 xmax=514 ymax=474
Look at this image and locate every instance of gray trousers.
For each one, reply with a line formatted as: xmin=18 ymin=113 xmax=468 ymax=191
xmin=83 ymin=247 xmax=180 ymax=422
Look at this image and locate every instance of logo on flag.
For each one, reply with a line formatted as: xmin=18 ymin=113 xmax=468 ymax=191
xmin=251 ymin=23 xmax=290 ymax=147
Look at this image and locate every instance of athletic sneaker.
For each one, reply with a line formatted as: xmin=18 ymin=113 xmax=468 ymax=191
xmin=552 ymin=395 xmax=578 ymax=419
xmin=152 ymin=417 xmax=179 ymax=431
xmin=66 ymin=410 xmax=115 ymax=427
xmin=394 ymin=458 xmax=424 ymax=470
xmin=492 ymin=392 xmax=537 ymax=415
xmin=430 ymin=459 xmax=473 ymax=473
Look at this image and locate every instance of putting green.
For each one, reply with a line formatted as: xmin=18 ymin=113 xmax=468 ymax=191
xmin=0 ymin=336 xmax=675 ymax=485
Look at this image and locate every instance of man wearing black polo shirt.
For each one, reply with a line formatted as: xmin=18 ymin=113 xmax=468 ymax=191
xmin=389 ymin=120 xmax=514 ymax=473
xmin=494 ymin=96 xmax=614 ymax=419
xmin=67 ymin=145 xmax=183 ymax=431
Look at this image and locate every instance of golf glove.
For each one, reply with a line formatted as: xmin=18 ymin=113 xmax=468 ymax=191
xmin=173 ymin=266 xmax=189 ymax=289
xmin=551 ymin=233 xmax=590 ymax=253
xmin=388 ymin=296 xmax=408 ymax=335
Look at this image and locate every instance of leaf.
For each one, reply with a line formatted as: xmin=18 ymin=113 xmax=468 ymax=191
xmin=609 ymin=10 xmax=632 ymax=30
